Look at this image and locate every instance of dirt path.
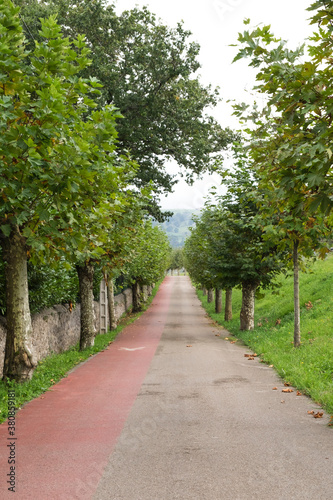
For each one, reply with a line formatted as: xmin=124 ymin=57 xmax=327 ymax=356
xmin=1 ymin=276 xmax=333 ymax=499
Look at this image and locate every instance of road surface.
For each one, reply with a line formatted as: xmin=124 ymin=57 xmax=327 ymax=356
xmin=0 ymin=276 xmax=332 ymax=499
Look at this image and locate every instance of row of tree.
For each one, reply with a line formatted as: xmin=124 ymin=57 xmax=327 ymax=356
xmin=2 ymin=1 xmax=218 ymax=382
xmin=184 ymin=164 xmax=287 ymax=331
xmin=184 ymin=0 xmax=333 ymax=345
xmin=168 ymin=248 xmax=184 ymax=273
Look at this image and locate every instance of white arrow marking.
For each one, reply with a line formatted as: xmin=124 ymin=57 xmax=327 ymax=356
xmin=118 ymin=347 xmax=146 ymax=352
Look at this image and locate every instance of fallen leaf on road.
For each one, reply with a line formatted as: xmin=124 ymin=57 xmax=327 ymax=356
xmin=296 ymin=391 xmax=302 ymax=396
xmin=230 ymin=341 xmax=236 ymax=344
xmin=281 ymin=400 xmax=285 ymax=403
xmin=215 ymin=334 xmax=220 ymax=337
xmin=282 ymin=388 xmax=294 ymax=393
xmin=308 ymin=410 xmax=315 ymax=415
xmin=272 ymin=387 xmax=278 ymax=390
xmin=225 ymin=337 xmax=229 ymax=340
xmin=247 ymin=357 xmax=255 ymax=360
xmin=284 ymin=382 xmax=290 ymax=386
xmin=244 ymin=354 xmax=252 ymax=357
xmin=314 ymin=412 xmax=324 ymax=418
xmin=186 ymin=345 xmax=192 ymax=347
xmin=269 ymin=365 xmax=274 ymax=368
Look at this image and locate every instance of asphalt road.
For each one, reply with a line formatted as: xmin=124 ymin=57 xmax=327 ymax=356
xmin=95 ymin=276 xmax=333 ymax=500
xmin=0 ymin=276 xmax=332 ymax=499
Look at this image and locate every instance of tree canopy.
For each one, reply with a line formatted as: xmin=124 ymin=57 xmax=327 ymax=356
xmin=124 ymin=220 xmax=171 ymax=287
xmin=16 ymin=0 xmax=234 ymax=219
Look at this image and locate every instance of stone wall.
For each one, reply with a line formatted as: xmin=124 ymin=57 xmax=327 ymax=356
xmin=113 ymin=285 xmax=153 ymax=320
xmin=114 ymin=288 xmax=133 ymax=321
xmin=0 ymin=286 xmax=151 ymax=378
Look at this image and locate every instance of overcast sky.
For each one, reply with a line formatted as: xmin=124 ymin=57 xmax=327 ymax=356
xmin=113 ymin=0 xmax=314 ymax=210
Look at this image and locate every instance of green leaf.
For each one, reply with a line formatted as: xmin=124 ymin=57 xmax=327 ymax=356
xmin=1 ymin=224 xmax=11 ymax=237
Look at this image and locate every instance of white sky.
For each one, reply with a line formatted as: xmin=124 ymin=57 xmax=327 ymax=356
xmin=113 ymin=0 xmax=314 ymax=210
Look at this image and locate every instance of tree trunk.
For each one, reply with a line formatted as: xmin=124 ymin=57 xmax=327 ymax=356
xmin=132 ymin=281 xmax=142 ymax=312
xmin=225 ymin=288 xmax=233 ymax=321
xmin=215 ymin=288 xmax=222 ymax=313
xmin=2 ymin=229 xmax=37 ymax=382
xmin=106 ymin=275 xmax=117 ymax=331
xmin=77 ymin=262 xmax=96 ymax=350
xmin=207 ymin=288 xmax=214 ymax=303
xmin=202 ymin=288 xmax=207 ymax=296
xmin=293 ymin=239 xmax=301 ymax=347
xmin=240 ymin=282 xmax=257 ymax=330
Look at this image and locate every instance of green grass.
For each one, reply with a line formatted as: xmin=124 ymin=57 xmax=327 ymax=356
xmin=0 ymin=280 xmax=162 ymax=424
xmin=197 ymin=256 xmax=333 ymax=420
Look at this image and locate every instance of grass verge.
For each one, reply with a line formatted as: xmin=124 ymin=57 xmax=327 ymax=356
xmin=197 ymin=256 xmax=333 ymax=421
xmin=0 ymin=279 xmax=163 ymax=424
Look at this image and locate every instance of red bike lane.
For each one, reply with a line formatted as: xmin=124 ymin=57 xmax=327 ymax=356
xmin=0 ymin=277 xmax=173 ymax=500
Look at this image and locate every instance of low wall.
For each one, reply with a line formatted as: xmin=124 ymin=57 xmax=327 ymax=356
xmin=113 ymin=285 xmax=152 ymax=319
xmin=0 ymin=285 xmax=154 ymax=378
xmin=114 ymin=288 xmax=133 ymax=321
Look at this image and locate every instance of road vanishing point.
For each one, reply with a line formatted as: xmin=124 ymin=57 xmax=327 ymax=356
xmin=0 ymin=276 xmax=333 ymax=499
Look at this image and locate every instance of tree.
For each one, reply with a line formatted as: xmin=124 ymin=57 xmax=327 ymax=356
xmin=183 ymin=213 xmax=227 ymax=315
xmin=16 ymin=0 xmax=234 ymax=219
xmin=0 ymin=3 xmax=131 ymax=380
xmin=232 ymin=9 xmax=333 ymax=344
xmin=63 ymin=146 xmax=146 ymax=350
xmin=123 ymin=221 xmax=171 ymax=312
xmin=76 ymin=186 xmax=150 ymax=349
xmin=185 ymin=160 xmax=287 ymax=330
xmin=169 ymin=248 xmax=184 ymax=273
xmin=214 ymin=288 xmax=222 ymax=313
xmin=183 ymin=218 xmax=216 ymax=292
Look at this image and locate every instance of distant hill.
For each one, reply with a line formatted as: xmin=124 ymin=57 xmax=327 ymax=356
xmin=155 ymin=209 xmax=200 ymax=248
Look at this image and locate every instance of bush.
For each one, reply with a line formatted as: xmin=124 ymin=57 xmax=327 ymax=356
xmin=28 ymin=261 xmax=79 ymax=314
xmin=0 ymin=250 xmax=80 ymax=315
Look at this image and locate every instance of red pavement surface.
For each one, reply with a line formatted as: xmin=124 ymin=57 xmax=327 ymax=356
xmin=0 ymin=277 xmax=173 ymax=499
